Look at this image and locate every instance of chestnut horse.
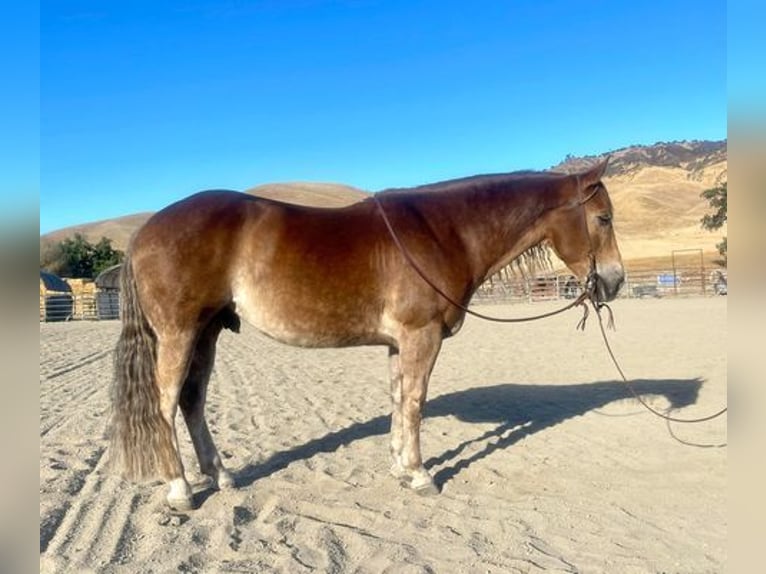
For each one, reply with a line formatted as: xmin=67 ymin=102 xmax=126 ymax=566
xmin=111 ymin=160 xmax=624 ymax=509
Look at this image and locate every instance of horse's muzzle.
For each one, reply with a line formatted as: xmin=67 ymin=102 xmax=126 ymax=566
xmin=595 ymin=267 xmax=625 ymax=302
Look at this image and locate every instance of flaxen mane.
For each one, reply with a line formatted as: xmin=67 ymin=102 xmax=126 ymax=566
xmin=379 ymin=170 xmax=557 ymax=283
xmin=505 ymin=243 xmax=554 ymax=280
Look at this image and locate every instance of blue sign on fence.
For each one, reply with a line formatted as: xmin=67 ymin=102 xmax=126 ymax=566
xmin=657 ymin=273 xmax=678 ymax=286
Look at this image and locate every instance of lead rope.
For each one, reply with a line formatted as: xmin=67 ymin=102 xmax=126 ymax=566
xmin=572 ymin=176 xmax=728 ymax=426
xmin=588 ymin=300 xmax=728 ymax=424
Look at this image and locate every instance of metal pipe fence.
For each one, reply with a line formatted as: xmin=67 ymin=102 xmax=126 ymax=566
xmin=39 ymin=267 xmax=726 ymax=322
xmin=40 ymin=291 xmax=120 ymax=322
xmin=469 ymin=266 xmax=727 ymax=305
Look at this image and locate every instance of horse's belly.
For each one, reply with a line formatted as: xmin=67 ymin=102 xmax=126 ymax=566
xmin=232 ymin=282 xmax=384 ymax=348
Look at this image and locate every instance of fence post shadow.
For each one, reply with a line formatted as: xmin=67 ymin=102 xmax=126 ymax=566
xmin=231 ymin=377 xmax=702 ymax=492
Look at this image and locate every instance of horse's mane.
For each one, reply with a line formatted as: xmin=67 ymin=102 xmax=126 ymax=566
xmin=376 ymin=170 xmax=559 ymax=280
xmin=504 ymin=243 xmax=554 ymax=281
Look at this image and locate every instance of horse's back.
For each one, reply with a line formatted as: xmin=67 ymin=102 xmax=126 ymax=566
xmin=129 ymin=190 xmax=391 ymax=344
xmin=131 ymin=189 xmax=374 ymax=268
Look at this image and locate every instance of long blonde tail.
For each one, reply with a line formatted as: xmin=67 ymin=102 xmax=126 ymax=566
xmin=110 ymin=255 xmax=177 ymax=480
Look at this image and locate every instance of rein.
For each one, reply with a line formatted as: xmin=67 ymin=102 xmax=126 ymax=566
xmin=373 ymin=189 xmax=727 ymax=427
xmin=373 ymin=195 xmax=592 ymax=323
xmin=588 ymin=301 xmax=728 ymax=424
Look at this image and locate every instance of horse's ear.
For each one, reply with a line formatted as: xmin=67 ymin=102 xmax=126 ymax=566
xmin=580 ymin=156 xmax=610 ymax=186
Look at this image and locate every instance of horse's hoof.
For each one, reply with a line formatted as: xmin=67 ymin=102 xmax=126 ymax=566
xmin=217 ymin=470 xmax=235 ymax=490
xmin=166 ymin=478 xmax=194 ymax=510
xmin=166 ymin=496 xmax=195 ymax=512
xmin=413 ymin=480 xmax=440 ymax=496
xmin=410 ymin=472 xmax=439 ymax=496
xmin=192 ymin=475 xmax=215 ymax=490
xmin=398 ymin=475 xmax=413 ymax=488
xmin=390 ymin=463 xmax=409 ymax=480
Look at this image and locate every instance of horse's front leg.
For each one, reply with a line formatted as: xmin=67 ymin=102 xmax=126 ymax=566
xmin=396 ymin=325 xmax=443 ymax=494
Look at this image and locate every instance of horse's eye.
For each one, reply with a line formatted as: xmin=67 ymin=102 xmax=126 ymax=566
xmin=597 ymin=214 xmax=612 ymax=225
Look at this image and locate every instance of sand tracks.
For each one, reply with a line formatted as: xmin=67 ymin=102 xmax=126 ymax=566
xmin=41 ymin=298 xmax=726 ymax=572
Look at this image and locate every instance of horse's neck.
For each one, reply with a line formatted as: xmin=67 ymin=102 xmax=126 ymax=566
xmin=416 ymin=182 xmax=560 ymax=287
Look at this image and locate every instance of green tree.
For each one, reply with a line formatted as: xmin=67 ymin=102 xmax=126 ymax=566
xmin=91 ymin=237 xmax=124 ymax=276
xmin=40 ymin=234 xmax=123 ymax=279
xmin=700 ymin=182 xmax=727 ymax=266
xmin=60 ymin=234 xmax=95 ymax=278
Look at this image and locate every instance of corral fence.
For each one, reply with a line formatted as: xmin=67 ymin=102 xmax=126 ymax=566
xmin=40 ymin=260 xmax=727 ymax=322
xmin=473 ymin=266 xmax=727 ymax=305
xmin=475 ymin=248 xmax=727 ymax=304
xmin=40 ymin=265 xmax=122 ymax=322
xmin=40 ymin=291 xmax=120 ymax=322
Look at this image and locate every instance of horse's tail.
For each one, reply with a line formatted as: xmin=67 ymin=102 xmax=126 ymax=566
xmin=110 ymin=254 xmax=177 ymax=480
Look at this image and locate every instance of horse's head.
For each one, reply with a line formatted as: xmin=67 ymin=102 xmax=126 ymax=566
xmin=545 ymin=159 xmax=625 ymax=302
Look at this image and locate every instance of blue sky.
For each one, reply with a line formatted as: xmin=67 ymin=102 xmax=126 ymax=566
xmin=1 ymin=3 xmax=39 ymax=222
xmin=39 ymin=0 xmax=726 ymax=235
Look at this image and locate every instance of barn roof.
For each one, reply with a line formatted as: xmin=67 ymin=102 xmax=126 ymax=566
xmin=95 ymin=264 xmax=122 ymax=290
xmin=40 ymin=271 xmax=71 ymax=293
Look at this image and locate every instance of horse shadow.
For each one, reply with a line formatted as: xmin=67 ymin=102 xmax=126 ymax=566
xmin=231 ymin=377 xmax=702 ymax=492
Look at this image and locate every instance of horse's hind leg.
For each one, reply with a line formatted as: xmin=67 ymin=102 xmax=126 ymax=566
xmin=179 ymin=316 xmax=234 ymax=490
xmin=388 ymin=346 xmax=407 ymax=479
xmin=155 ymin=332 xmax=197 ymax=510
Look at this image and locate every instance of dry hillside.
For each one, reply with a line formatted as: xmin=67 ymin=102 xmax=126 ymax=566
xmin=552 ymin=140 xmax=727 ymax=268
xmin=40 ymin=140 xmax=727 ymax=269
xmin=245 ymin=181 xmax=370 ymax=208
xmin=40 ymin=183 xmax=369 ymax=253
xmin=40 ymin=212 xmax=155 ymax=256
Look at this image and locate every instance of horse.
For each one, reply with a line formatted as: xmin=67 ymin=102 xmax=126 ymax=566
xmin=110 ymin=159 xmax=624 ymax=510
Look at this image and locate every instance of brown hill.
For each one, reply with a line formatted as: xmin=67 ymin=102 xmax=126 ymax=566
xmin=41 ymin=212 xmax=155 ymax=256
xmin=40 ymin=183 xmax=370 ymax=253
xmin=40 ymin=140 xmax=727 ymax=269
xmin=552 ymin=140 xmax=727 ymax=268
xmin=245 ymin=181 xmax=369 ymax=208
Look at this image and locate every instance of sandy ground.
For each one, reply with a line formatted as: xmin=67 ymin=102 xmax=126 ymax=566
xmin=40 ymin=297 xmax=727 ymax=573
